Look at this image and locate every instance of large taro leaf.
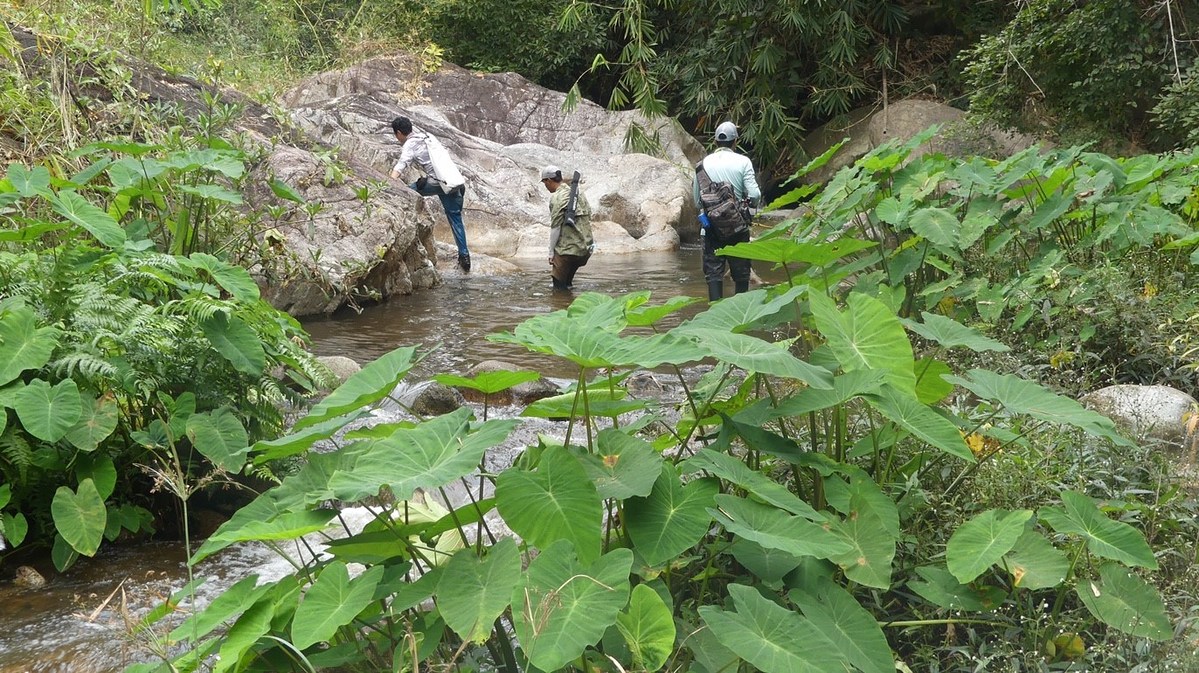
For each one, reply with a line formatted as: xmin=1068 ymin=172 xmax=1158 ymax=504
xmin=200 ymin=313 xmax=266 ymax=376
xmin=1076 ymin=563 xmax=1172 ymax=641
xmin=677 ymin=285 xmax=807 ymax=333
xmin=699 ymin=584 xmax=844 ymax=673
xmin=681 ymin=328 xmax=832 ymax=389
xmin=51 ymin=479 xmax=107 ymax=556
xmin=437 ymin=538 xmax=522 ymax=644
xmin=624 ymin=465 xmax=718 ymax=567
xmin=766 ymin=369 xmax=887 ymax=419
xmin=944 ymin=369 xmax=1133 ymax=446
xmin=908 ymin=566 xmax=1005 ymax=612
xmin=901 ymin=312 xmax=1010 ymax=352
xmin=64 ymin=392 xmax=119 ymax=452
xmin=717 ymin=237 xmax=876 ymax=268
xmin=711 ymin=495 xmax=849 ymax=560
xmin=683 ymin=448 xmax=821 ymax=520
xmin=1004 ymin=528 xmax=1069 ymax=590
xmin=49 ymin=190 xmax=125 ymax=248
xmin=1039 ymin=490 xmax=1157 ymax=569
xmin=616 ymin=583 xmax=675 ymax=672
xmin=862 ymin=384 xmax=973 ymax=460
xmin=8 ymin=163 xmax=51 ymax=196
xmin=512 ymin=541 xmax=632 ymax=672
xmin=576 ymin=428 xmax=662 ymax=500
xmin=908 ymin=207 xmax=962 ymax=250
xmin=496 ymin=446 xmax=603 ymax=563
xmin=75 ymin=453 xmax=117 ymax=500
xmin=294 ymin=346 xmax=420 ymax=430
xmin=433 ymin=370 xmax=540 ymax=394
xmin=186 ymin=253 xmax=261 ymax=301
xmin=728 ymin=539 xmax=804 ymax=584
xmin=790 ymin=578 xmax=895 ymax=673
xmin=0 ymin=305 xmax=59 ymax=386
xmin=292 ymin=562 xmax=385 ymax=649
xmin=169 ymin=574 xmax=269 ymax=642
xmin=624 ymin=295 xmax=703 ymax=328
xmin=213 ymin=591 xmax=279 ymax=673
xmin=823 ymin=474 xmax=897 ymax=589
xmin=522 ymin=389 xmax=650 ymax=420
xmin=329 ymin=408 xmax=518 ymax=503
xmin=186 ymin=408 xmax=250 ymax=473
xmin=14 ymin=378 xmax=82 ymax=442
xmin=808 ymin=291 xmax=916 ymax=392
xmin=190 ymin=492 xmax=337 ymax=564
xmin=250 ymin=411 xmax=366 ymax=465
xmin=946 ymin=509 xmax=1034 ymax=583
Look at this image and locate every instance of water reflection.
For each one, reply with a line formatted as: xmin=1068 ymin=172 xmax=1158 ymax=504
xmin=303 ymin=247 xmax=719 ymax=379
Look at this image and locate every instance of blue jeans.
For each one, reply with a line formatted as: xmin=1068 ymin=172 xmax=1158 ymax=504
xmin=411 ymin=180 xmax=469 ymax=256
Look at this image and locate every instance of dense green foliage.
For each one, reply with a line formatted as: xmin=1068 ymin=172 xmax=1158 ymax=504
xmin=962 ymin=0 xmax=1199 ymax=150
xmin=122 ymin=139 xmax=1199 ymax=672
xmin=0 ymin=139 xmax=333 ymax=569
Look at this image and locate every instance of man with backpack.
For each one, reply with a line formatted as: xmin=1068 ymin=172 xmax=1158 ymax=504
xmin=390 ymin=116 xmax=472 ymax=272
xmin=693 ymin=120 xmax=760 ymax=301
xmin=540 ymin=165 xmax=594 ymax=291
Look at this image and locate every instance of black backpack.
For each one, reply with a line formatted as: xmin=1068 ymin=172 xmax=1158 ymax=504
xmin=696 ymin=161 xmax=751 ymax=238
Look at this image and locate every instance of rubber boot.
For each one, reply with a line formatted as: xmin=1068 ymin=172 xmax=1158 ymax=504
xmin=734 ymin=279 xmax=749 ymax=295
xmin=707 ymin=280 xmax=724 ymax=302
xmin=552 ymin=276 xmax=571 ymax=292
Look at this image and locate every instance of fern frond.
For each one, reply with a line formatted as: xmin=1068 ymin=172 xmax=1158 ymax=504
xmin=0 ymin=429 xmax=34 ymax=483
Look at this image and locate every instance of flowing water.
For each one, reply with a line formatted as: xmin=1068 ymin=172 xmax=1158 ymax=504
xmin=1 ymin=247 xmax=733 ymax=672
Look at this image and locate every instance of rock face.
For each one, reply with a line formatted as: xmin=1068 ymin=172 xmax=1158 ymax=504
xmin=279 ymin=54 xmax=705 ymax=260
xmin=1081 ymin=384 xmax=1198 ymax=449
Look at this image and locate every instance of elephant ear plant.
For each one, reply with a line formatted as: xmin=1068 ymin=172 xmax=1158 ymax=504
xmin=129 ymin=280 xmax=1170 ymax=672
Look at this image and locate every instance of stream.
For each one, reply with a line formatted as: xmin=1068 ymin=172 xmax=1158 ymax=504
xmin=0 ymin=247 xmax=733 ymax=673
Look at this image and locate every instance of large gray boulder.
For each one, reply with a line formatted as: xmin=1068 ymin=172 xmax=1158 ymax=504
xmin=279 ymin=54 xmax=704 ymax=259
xmin=1081 ymin=384 xmax=1198 ymax=449
xmin=801 ymin=99 xmax=1043 ymax=184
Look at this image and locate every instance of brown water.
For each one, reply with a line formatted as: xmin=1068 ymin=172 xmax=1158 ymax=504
xmin=0 ymin=246 xmax=750 ymax=672
xmin=302 ymin=247 xmax=717 ymax=379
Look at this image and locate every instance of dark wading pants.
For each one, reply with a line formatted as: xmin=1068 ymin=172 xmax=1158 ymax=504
xmin=703 ymin=230 xmax=751 ymax=299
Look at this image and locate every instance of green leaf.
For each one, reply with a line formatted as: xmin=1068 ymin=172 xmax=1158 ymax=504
xmin=329 ymin=409 xmax=518 ymax=502
xmin=616 ymin=583 xmax=676 ymax=672
xmin=437 ymin=538 xmax=522 ymax=643
xmin=269 ymin=177 xmax=305 ymax=203
xmin=187 ymin=253 xmax=261 ymax=301
xmin=908 ymin=207 xmax=961 ymax=248
xmin=680 ymin=286 xmax=807 ymax=332
xmin=214 ymin=589 xmax=284 ymax=673
xmin=728 ymin=539 xmax=803 ymax=583
xmin=496 ymin=446 xmax=603 ymax=563
xmin=1039 ymin=491 xmax=1157 ymax=569
xmin=51 ymin=479 xmax=107 ymax=557
xmin=863 ymin=384 xmax=973 ymax=461
xmin=295 ymin=346 xmax=420 ymax=430
xmin=902 ymin=313 xmax=1010 ymax=352
xmin=625 ymin=465 xmax=717 ymax=566
xmin=0 ymin=305 xmax=59 ymax=386
xmin=824 ymin=476 xmax=897 ymax=589
xmin=1076 ymin=563 xmax=1171 ymax=641
xmin=766 ymin=370 xmax=887 ymax=418
xmin=75 ymin=453 xmax=117 ymax=500
xmin=8 ymin=163 xmax=51 ymax=196
xmin=51 ymin=532 xmax=80 ymax=571
xmin=292 ymin=562 xmax=385 ymax=649
xmin=170 ymin=574 xmax=269 ymax=642
xmin=433 ymin=370 xmax=540 ymax=394
xmin=711 ymin=495 xmax=850 ymax=560
xmin=191 ymin=496 xmax=337 ymax=564
xmin=200 ymin=313 xmax=266 ymax=376
xmin=49 ymin=190 xmax=126 ymax=247
xmin=684 ymin=328 xmax=833 ymax=389
xmin=791 ymin=578 xmax=895 ymax=673
xmin=809 ymin=291 xmax=916 ymax=392
xmin=907 ymin=566 xmax=1004 ymax=612
xmin=699 ymin=584 xmax=843 ymax=673
xmin=177 ymin=183 xmax=243 ymax=204
xmin=250 ymin=411 xmax=365 ymax=465
xmin=3 ymin=511 xmax=29 ymax=547
xmin=13 ymin=378 xmax=83 ymax=442
xmin=64 ymin=392 xmax=120 ymax=452
xmin=522 ymin=389 xmax=649 ymax=419
xmin=576 ymin=428 xmax=662 ymax=500
xmin=684 ymin=448 xmax=821 ymax=520
xmin=946 ymin=509 xmax=1034 ymax=583
xmin=944 ymin=370 xmax=1133 ymax=446
xmin=186 ymin=408 xmax=250 ymax=473
xmin=512 ymin=541 xmax=632 ymax=672
xmin=1004 ymin=529 xmax=1069 ymax=590
xmin=624 ymin=295 xmax=703 ymax=327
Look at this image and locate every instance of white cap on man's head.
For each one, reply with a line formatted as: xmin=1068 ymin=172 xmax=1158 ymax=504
xmin=540 ymin=165 xmax=561 ymax=181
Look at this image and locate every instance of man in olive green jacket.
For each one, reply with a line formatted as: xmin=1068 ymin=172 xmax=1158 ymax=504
xmin=540 ymin=165 xmax=594 ymax=291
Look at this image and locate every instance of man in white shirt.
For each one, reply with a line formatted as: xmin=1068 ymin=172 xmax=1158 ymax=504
xmin=693 ymin=120 xmax=760 ymax=301
xmin=390 ymin=116 xmax=471 ymax=272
